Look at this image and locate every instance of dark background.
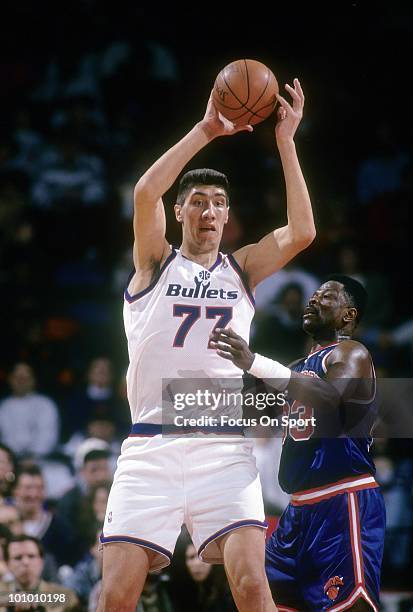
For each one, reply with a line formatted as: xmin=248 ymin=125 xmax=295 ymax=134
xmin=0 ymin=0 xmax=412 ymax=598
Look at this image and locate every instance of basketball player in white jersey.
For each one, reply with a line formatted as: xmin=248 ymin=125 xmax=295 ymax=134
xmin=98 ymin=79 xmax=315 ymax=612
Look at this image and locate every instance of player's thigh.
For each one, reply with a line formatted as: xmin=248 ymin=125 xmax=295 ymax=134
xmin=188 ymin=438 xmax=266 ymax=564
xmin=101 ymin=542 xmax=155 ymax=597
xmin=219 ymin=526 xmax=267 ymax=581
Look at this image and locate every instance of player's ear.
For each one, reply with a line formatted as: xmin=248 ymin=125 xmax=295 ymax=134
xmin=174 ymin=203 xmax=183 ymax=223
xmin=224 ymin=205 xmax=230 ymax=224
xmin=343 ymin=307 xmax=357 ymax=324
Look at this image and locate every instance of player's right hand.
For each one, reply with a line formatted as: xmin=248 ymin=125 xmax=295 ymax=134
xmin=210 ymin=327 xmax=255 ymax=371
xmin=199 ymin=91 xmax=253 ymax=140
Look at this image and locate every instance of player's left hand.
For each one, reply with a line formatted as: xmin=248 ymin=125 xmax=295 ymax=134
xmin=199 ymin=91 xmax=254 ymax=140
xmin=209 ymin=327 xmax=255 ymax=371
xmin=275 ymin=78 xmax=304 ymax=144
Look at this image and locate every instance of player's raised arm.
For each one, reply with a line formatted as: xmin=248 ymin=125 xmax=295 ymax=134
xmin=132 ymin=93 xmax=253 ymax=275
xmin=233 ymin=78 xmax=316 ymax=289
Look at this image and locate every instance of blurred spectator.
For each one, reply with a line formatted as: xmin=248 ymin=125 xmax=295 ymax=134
xmin=31 ymin=129 xmax=106 ymax=210
xmin=254 ymin=264 xmax=319 ymax=315
xmin=333 ymin=242 xmax=392 ymax=329
xmin=61 ymin=529 xmax=102 ymax=607
xmin=10 ymin=109 xmax=44 ymax=177
xmin=357 ymin=121 xmax=411 ymax=206
xmin=252 ymin=283 xmax=307 ymax=364
xmin=0 ymin=524 xmax=14 ymax=584
xmin=89 ymin=573 xmax=174 ymax=612
xmin=0 ymin=444 xmax=17 ymax=501
xmin=375 ymin=439 xmax=413 ymax=588
xmin=56 ymin=439 xmax=112 ymax=561
xmin=0 ymin=504 xmax=23 ymax=535
xmin=62 ymin=356 xmax=127 ymax=442
xmin=12 ymin=465 xmax=74 ymax=567
xmin=179 ymin=542 xmax=235 ymax=612
xmin=0 ymin=363 xmax=60 ymax=459
xmin=0 ymin=535 xmax=79 ymax=611
xmin=77 ymin=482 xmax=111 ymax=545
xmin=377 ymin=317 xmax=413 ymax=374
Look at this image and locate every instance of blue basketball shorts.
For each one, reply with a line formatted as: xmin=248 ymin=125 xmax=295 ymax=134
xmin=265 ymin=475 xmax=386 ymax=611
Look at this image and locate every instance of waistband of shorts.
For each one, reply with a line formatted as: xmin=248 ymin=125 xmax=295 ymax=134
xmin=129 ymin=423 xmax=244 ymax=437
xmin=291 ymin=474 xmax=378 ymax=506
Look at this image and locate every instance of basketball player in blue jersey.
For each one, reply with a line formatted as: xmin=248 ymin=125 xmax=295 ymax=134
xmin=98 ymin=79 xmax=315 ymax=612
xmin=211 ymin=275 xmax=385 ymax=611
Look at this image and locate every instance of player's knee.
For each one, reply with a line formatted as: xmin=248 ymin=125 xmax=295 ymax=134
xmin=236 ymin=572 xmax=267 ymax=601
xmin=98 ymin=584 xmax=137 ymax=612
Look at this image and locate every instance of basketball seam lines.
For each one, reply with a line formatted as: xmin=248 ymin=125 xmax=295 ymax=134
xmin=221 ymin=64 xmax=274 ymax=119
xmin=243 ymin=59 xmax=250 ymax=105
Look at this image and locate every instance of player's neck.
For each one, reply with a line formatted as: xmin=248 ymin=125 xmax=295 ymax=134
xmin=310 ymin=331 xmax=339 ymax=352
xmin=310 ymin=330 xmax=352 ymax=352
xmin=179 ymin=243 xmax=220 ymax=269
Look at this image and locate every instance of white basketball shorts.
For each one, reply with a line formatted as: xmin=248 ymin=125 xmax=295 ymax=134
xmin=100 ymin=434 xmax=266 ymax=571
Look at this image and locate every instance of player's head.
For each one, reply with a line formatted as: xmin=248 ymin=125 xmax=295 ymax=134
xmin=175 ymin=169 xmax=229 ymax=251
xmin=303 ymin=275 xmax=367 ymax=338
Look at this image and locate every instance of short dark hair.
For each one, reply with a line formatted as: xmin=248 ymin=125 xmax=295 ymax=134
xmin=324 ymin=274 xmax=368 ymax=324
xmin=176 ymin=169 xmax=229 ymax=204
xmin=4 ymin=535 xmax=44 ymax=561
xmin=84 ymin=449 xmax=110 ymax=465
xmin=15 ymin=464 xmax=43 ymax=485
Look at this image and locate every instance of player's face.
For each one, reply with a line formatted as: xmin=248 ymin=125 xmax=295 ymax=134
xmin=175 ymin=185 xmax=229 ymax=251
xmin=303 ymin=281 xmax=349 ymax=336
xmin=185 ymin=544 xmax=211 ymax=582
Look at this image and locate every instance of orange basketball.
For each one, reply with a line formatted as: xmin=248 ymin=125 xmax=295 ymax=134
xmin=212 ymin=59 xmax=278 ymax=126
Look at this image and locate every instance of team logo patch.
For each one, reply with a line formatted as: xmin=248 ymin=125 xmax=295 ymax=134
xmin=198 ymin=270 xmax=211 ymax=282
xmin=108 ymin=511 xmax=112 ymax=523
xmin=324 ymin=576 xmax=344 ymax=601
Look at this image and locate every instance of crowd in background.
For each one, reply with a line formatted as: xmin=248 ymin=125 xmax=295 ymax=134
xmin=1 ymin=2 xmax=412 ymax=610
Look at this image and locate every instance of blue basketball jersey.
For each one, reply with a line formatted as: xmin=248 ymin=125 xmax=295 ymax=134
xmin=278 ymin=342 xmax=377 ymax=494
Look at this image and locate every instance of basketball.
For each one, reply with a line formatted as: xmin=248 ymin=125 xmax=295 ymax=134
xmin=212 ymin=59 xmax=278 ymax=126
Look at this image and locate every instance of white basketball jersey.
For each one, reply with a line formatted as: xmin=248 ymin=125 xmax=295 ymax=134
xmin=123 ymin=248 xmax=255 ymax=424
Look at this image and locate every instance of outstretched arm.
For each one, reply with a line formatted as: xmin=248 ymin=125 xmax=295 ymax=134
xmin=209 ymin=328 xmax=371 ymax=410
xmin=233 ymin=79 xmax=316 ymax=289
xmin=133 ymin=94 xmax=253 ymax=279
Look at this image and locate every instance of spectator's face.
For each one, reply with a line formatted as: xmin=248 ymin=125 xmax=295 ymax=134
xmin=9 ymin=364 xmax=35 ymax=396
xmin=7 ymin=540 xmax=43 ymax=589
xmin=88 ymin=359 xmax=112 ymax=387
xmin=0 ymin=504 xmax=23 ymax=535
xmin=13 ymin=475 xmax=44 ymax=516
xmin=87 ymin=419 xmax=115 ymax=442
xmin=92 ymin=486 xmax=109 ymax=522
xmin=338 ymin=246 xmax=359 ymax=275
xmin=82 ymin=459 xmax=111 ymax=488
xmin=0 ymin=448 xmax=14 ymax=481
xmin=281 ymin=288 xmax=304 ymax=319
xmin=185 ymin=544 xmax=211 ymax=582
